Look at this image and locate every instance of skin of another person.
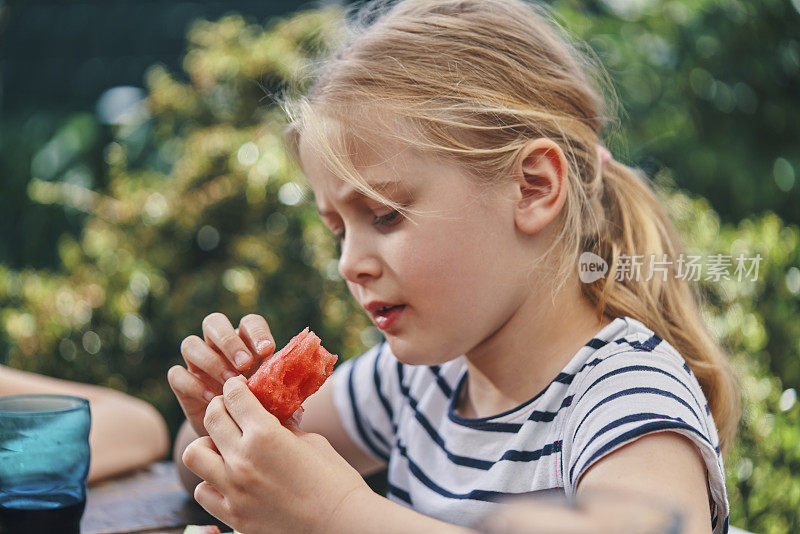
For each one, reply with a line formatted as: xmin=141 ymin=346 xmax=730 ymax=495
xmin=0 ymin=364 xmax=169 ymax=484
xmin=168 ymin=131 xmax=712 ymax=533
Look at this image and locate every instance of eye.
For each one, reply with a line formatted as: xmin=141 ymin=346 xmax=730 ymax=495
xmin=331 ymin=209 xmax=402 ymax=243
xmin=373 ymin=210 xmax=401 ymax=228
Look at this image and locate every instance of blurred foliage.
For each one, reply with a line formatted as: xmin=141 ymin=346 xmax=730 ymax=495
xmin=0 ymin=3 xmax=798 ymax=532
xmin=0 ymin=111 xmax=96 ymax=269
xmin=0 ymin=0 xmax=323 ymax=271
xmin=3 ymin=0 xmax=799 ymax=273
xmin=555 ymin=0 xmax=800 ymax=225
xmin=660 ymin=179 xmax=800 ymax=533
xmin=0 ymin=8 xmax=374 ymax=438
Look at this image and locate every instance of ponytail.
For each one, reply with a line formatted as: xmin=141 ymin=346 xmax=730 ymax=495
xmin=582 ymin=156 xmax=741 ymax=455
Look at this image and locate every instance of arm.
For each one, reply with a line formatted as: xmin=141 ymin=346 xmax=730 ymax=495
xmin=560 ymin=348 xmax=724 ymax=533
xmin=174 ymin=374 xmax=386 ymax=494
xmin=330 ymin=488 xmax=475 ymax=534
xmin=576 ymin=431 xmax=712 ymax=534
xmin=0 ymin=364 xmax=170 ymax=484
xmin=183 ymin=376 xmax=472 ymax=534
xmin=480 ymin=432 xmax=713 ymax=534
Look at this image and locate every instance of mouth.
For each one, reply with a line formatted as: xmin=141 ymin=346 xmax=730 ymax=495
xmin=364 ymin=300 xmax=406 ymax=316
xmin=370 ymin=304 xmax=407 ymax=330
xmin=372 ymin=304 xmax=406 ymax=316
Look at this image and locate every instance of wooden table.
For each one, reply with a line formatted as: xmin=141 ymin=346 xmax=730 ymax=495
xmin=80 ymin=462 xmax=230 ymax=534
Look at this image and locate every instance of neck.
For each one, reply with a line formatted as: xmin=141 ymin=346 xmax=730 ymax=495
xmin=457 ymin=279 xmax=612 ymax=419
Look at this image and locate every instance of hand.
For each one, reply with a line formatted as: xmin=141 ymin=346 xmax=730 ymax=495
xmin=168 ymin=313 xmax=276 ymax=437
xmin=182 ymin=376 xmax=374 ymax=534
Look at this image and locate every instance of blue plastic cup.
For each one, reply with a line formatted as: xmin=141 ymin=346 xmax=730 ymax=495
xmin=0 ymin=394 xmax=91 ymax=534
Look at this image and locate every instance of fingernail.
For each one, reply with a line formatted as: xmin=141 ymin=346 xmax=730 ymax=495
xmin=234 ymin=350 xmax=251 ymax=369
xmin=222 ymin=370 xmax=238 ymax=381
xmin=203 ymin=390 xmax=216 ymax=402
xmin=256 ymin=339 xmax=273 ymax=356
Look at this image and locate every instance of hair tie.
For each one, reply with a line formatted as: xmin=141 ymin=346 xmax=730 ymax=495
xmin=596 ymin=143 xmax=612 ymax=171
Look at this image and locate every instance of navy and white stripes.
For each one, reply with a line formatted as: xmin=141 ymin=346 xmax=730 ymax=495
xmin=331 ymin=316 xmax=729 ymax=532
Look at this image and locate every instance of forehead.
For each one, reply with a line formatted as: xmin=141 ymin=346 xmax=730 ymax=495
xmin=297 ymin=125 xmax=419 ymax=210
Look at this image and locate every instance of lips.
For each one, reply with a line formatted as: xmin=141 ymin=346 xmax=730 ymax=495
xmin=372 ymin=305 xmax=406 ymax=330
xmin=363 ymin=300 xmax=407 ymax=330
xmin=374 ymin=304 xmax=405 ymax=315
xmin=364 ymin=300 xmax=405 ymax=316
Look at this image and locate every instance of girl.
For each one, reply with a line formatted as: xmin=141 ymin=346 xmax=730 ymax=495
xmin=167 ymin=1 xmax=739 ymax=532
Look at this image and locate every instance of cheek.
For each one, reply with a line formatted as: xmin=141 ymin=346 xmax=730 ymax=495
xmin=388 ymin=226 xmax=459 ymax=283
xmin=392 ymin=222 xmax=500 ymax=301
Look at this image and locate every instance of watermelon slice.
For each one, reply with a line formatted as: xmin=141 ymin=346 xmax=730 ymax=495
xmin=246 ymin=327 xmax=338 ymax=423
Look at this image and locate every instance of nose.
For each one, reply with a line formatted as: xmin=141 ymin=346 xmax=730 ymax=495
xmin=337 ymin=233 xmax=382 ymax=283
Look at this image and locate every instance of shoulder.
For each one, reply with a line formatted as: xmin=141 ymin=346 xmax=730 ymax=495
xmin=561 ymin=318 xmax=722 ymax=471
xmin=567 ymin=317 xmax=717 ymax=444
xmin=560 ymin=317 xmax=728 ymax=531
xmin=570 ymin=317 xmax=707 ymax=411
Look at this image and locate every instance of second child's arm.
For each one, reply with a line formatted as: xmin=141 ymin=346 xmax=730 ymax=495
xmin=0 ymin=365 xmax=169 ymax=483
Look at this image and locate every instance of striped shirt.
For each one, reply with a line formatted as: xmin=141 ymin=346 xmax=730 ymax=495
xmin=331 ymin=316 xmax=729 ymax=532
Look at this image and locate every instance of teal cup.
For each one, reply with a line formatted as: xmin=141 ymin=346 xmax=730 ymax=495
xmin=0 ymin=394 xmax=91 ymax=534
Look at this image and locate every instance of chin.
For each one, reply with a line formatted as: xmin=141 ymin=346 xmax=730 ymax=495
xmin=384 ymin=338 xmax=457 ymax=367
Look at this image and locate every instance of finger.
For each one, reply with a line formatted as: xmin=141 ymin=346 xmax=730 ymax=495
xmin=168 ymin=365 xmax=217 ymax=405
xmin=223 ymin=375 xmax=277 ymax=432
xmin=182 ymin=436 xmax=226 ymax=487
xmin=186 ymin=367 xmax=225 ymax=397
xmin=194 ymin=481 xmax=230 ymax=525
xmin=204 ymin=395 xmax=243 ymax=455
xmin=181 ymin=334 xmax=240 ymax=384
xmin=168 ymin=366 xmax=212 ymax=437
xmin=238 ymin=314 xmax=276 ymax=359
xmin=202 ymin=313 xmax=255 ymax=372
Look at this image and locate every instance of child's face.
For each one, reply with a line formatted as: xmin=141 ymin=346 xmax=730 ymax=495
xmin=299 ymin=134 xmax=537 ymax=366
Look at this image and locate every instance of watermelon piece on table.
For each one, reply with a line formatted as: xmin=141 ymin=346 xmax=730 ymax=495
xmin=182 ymin=526 xmax=222 ymax=534
xmin=247 ymin=327 xmax=338 ymax=423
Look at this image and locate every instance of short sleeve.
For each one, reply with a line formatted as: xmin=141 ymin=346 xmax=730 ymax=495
xmin=330 ymin=341 xmax=402 ymax=464
xmin=560 ymin=347 xmax=729 ymax=533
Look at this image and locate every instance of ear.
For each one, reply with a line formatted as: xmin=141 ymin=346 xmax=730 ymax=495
xmin=512 ymin=138 xmax=568 ymax=235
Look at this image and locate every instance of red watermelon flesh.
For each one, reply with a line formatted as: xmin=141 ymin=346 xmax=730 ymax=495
xmin=247 ymin=327 xmax=338 ymax=423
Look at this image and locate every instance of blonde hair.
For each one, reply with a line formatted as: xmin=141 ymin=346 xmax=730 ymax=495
xmin=281 ymin=0 xmax=740 ymax=455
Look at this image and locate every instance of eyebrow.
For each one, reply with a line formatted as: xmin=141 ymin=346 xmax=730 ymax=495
xmin=315 ymin=181 xmax=405 ymax=217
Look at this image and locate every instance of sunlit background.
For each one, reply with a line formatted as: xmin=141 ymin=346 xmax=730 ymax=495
xmin=1 ymin=0 xmax=798 ymax=532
